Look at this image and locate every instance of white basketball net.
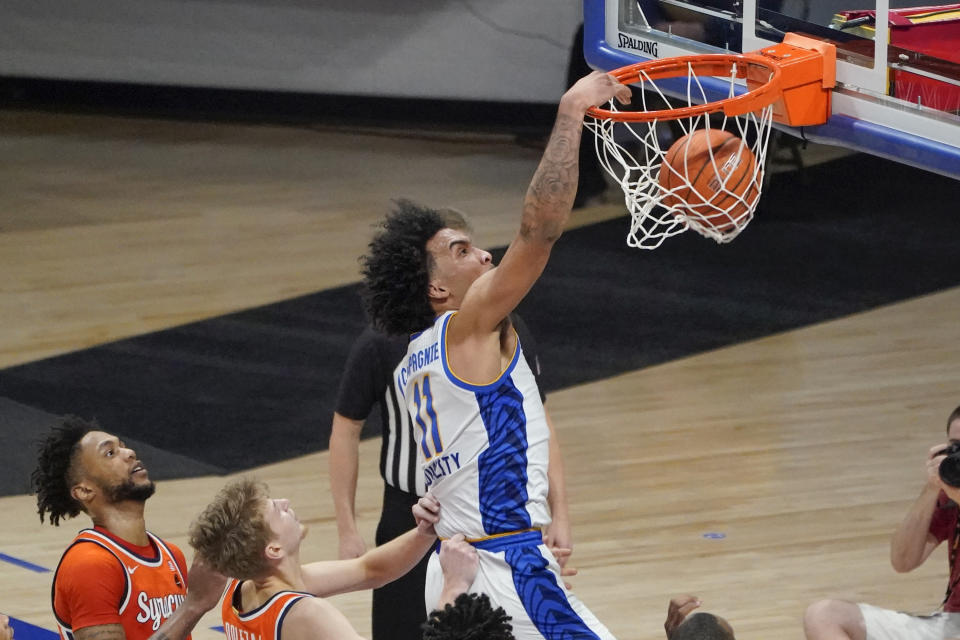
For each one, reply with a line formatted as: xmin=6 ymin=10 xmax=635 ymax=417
xmin=585 ymin=61 xmax=776 ymax=250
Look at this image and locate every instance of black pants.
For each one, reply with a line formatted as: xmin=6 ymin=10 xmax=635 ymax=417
xmin=372 ymin=484 xmax=432 ymax=640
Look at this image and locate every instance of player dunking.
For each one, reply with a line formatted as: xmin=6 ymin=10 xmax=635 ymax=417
xmin=359 ymin=71 xmax=630 ymax=640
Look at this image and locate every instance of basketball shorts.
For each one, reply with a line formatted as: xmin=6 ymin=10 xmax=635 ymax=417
xmin=859 ymin=603 xmax=960 ymax=640
xmin=425 ymin=530 xmax=617 ymax=640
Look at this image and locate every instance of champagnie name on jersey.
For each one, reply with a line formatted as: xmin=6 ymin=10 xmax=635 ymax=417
xmin=396 ymin=340 xmax=440 ymax=393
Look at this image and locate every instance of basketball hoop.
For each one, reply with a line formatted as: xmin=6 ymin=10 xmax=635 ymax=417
xmin=586 ymin=34 xmax=835 ymax=249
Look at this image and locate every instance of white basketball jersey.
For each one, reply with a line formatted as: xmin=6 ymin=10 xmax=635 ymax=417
xmin=398 ymin=311 xmax=551 ymax=540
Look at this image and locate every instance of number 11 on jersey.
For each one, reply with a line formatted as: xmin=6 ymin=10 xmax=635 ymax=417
xmin=413 ymin=375 xmax=442 ymax=459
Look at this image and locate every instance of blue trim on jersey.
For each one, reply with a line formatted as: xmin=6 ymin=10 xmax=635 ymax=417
xmin=275 ymin=594 xmax=310 ymax=640
xmin=507 ymin=545 xmax=601 ymax=640
xmin=472 ymin=530 xmax=543 ymax=553
xmin=476 ymin=376 xmax=532 ymax=535
xmin=423 ymin=375 xmax=442 ymax=454
xmin=439 ymin=312 xmax=521 ymax=392
xmin=80 ymin=528 xmax=163 ymax=564
xmin=413 ymin=380 xmax=433 ymax=459
xmin=233 ymin=581 xmax=312 ymax=620
xmin=57 ymin=538 xmax=132 ymax=616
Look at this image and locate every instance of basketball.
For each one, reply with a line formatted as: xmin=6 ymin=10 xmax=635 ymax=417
xmin=657 ymin=129 xmax=760 ymax=234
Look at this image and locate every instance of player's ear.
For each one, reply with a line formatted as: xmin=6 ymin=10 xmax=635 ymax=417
xmin=428 ymin=279 xmax=448 ymax=303
xmin=70 ymin=479 xmax=97 ymax=507
xmin=264 ymin=540 xmax=284 ymax=562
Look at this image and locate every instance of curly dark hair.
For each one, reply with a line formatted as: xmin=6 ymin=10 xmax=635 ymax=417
xmin=673 ymin=612 xmax=736 ymax=640
xmin=32 ymin=415 xmax=96 ymax=526
xmin=360 ymin=200 xmax=468 ymax=335
xmin=422 ymin=592 xmax=513 ymax=640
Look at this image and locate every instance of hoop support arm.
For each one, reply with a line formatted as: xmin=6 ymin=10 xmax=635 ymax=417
xmin=749 ymin=33 xmax=836 ymax=126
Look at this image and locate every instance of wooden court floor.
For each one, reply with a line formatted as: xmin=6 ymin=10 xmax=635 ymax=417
xmin=1 ymin=109 xmax=959 ymax=639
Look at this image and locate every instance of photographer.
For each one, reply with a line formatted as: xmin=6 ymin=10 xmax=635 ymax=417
xmin=804 ymin=404 xmax=960 ymax=640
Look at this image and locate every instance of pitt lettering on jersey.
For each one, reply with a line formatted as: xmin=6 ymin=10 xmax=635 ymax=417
xmin=136 ymin=591 xmax=185 ymax=630
xmin=618 ymin=32 xmax=659 ymax=57
xmin=424 ymin=452 xmax=461 ymax=488
xmin=223 ymin=621 xmax=263 ymax=640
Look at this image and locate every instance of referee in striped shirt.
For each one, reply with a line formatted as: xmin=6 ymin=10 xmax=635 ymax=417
xmin=329 ymin=313 xmax=571 ymax=640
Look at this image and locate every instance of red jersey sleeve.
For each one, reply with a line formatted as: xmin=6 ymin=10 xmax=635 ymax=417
xmin=54 ymin=542 xmax=127 ymax=631
xmin=928 ymin=490 xmax=958 ymax=543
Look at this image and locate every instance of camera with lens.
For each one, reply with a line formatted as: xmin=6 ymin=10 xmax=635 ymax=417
xmin=937 ymin=441 xmax=960 ymax=488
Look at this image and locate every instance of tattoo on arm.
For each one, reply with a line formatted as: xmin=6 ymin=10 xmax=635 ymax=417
xmin=522 ymin=113 xmax=582 ymax=241
xmin=74 ymin=625 xmax=127 ymax=640
xmin=71 ymin=620 xmax=182 ymax=640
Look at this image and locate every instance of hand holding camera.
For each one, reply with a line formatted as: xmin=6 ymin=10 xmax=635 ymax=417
xmin=935 ymin=441 xmax=960 ymax=488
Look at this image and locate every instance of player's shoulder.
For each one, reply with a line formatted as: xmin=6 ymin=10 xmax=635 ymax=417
xmin=281 ymin=595 xmax=363 ymax=640
xmin=57 ymin=537 xmax=126 ymax=587
xmin=61 ymin=536 xmax=124 ymax=567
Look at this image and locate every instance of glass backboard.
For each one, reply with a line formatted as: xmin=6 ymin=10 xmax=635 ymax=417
xmin=583 ymin=0 xmax=960 ymax=179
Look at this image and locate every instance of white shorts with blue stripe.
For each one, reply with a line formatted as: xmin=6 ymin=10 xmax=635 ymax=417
xmin=426 ymin=530 xmax=617 ymax=640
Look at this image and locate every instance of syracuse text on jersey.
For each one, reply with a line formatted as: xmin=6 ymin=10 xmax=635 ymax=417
xmin=136 ymin=592 xmax=186 ymax=631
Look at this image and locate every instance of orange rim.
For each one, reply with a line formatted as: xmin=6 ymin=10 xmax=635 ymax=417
xmin=586 ymin=54 xmax=782 ymax=122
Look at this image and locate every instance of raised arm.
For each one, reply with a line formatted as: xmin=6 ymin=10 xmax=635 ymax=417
xmin=301 ymin=493 xmax=439 ymax=597
xmin=451 ymin=72 xmax=631 ymax=338
xmin=890 ymin=444 xmax=949 ymax=572
xmin=329 ymin=412 xmax=367 ymax=559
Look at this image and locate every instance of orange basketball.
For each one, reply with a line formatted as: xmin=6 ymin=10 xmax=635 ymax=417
xmin=657 ymin=129 xmax=760 ymax=233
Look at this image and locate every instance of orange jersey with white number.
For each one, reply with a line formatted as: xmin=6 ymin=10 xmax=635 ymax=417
xmin=52 ymin=527 xmax=189 ymax=640
xmin=220 ymin=578 xmax=311 ymax=640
